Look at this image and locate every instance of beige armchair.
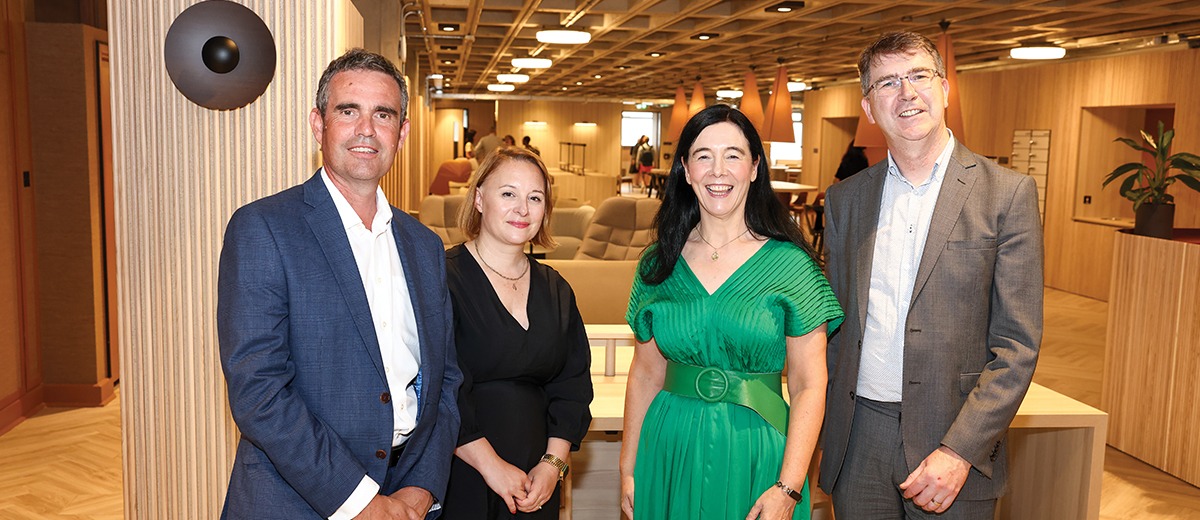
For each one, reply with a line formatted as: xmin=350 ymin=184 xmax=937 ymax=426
xmin=545 ymin=205 xmax=595 ymax=260
xmin=574 ymin=197 xmax=661 ymax=260
xmin=418 ymin=194 xmax=466 ymax=247
xmin=542 ymin=259 xmax=638 ymax=324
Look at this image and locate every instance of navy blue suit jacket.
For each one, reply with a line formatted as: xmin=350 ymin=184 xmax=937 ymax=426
xmin=217 ymin=171 xmax=462 ymax=518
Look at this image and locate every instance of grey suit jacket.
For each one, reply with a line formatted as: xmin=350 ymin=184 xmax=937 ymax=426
xmin=819 ymin=140 xmax=1043 ymax=500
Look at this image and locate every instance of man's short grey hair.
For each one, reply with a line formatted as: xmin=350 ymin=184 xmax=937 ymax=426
xmin=857 ymin=32 xmax=945 ymax=97
xmin=314 ymin=48 xmax=408 ymax=120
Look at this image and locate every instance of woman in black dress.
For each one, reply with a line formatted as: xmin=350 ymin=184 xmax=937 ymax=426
xmin=442 ymin=147 xmax=594 ymax=518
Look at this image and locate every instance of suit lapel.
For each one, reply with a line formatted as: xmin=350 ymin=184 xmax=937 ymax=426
xmin=910 ymin=142 xmax=977 ymax=306
xmin=853 ymin=164 xmax=887 ymax=331
xmin=391 ymin=212 xmax=431 ymax=415
xmin=302 ymin=173 xmax=388 ymax=381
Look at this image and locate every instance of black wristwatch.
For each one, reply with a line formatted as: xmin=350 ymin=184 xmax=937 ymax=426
xmin=774 ymin=480 xmax=803 ymax=502
xmin=540 ymin=453 xmax=569 ymax=481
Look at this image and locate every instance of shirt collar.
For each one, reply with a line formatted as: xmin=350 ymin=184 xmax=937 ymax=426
xmin=885 ymin=129 xmax=956 ymax=187
xmin=319 ymin=167 xmax=392 ymax=233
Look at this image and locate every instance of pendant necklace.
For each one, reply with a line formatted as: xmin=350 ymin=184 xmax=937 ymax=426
xmin=473 ymin=241 xmax=528 ymax=290
xmin=696 ymin=227 xmax=749 ymax=261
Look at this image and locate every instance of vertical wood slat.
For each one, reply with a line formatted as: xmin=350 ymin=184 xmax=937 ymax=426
xmin=110 ymin=1 xmax=352 ymax=517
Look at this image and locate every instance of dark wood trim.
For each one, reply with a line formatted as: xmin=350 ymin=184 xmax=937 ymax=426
xmin=43 ymin=378 xmax=115 ymax=407
xmin=0 ymin=383 xmax=44 ymax=435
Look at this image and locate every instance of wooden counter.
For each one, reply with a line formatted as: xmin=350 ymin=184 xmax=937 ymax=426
xmin=1103 ymin=230 xmax=1200 ymax=488
xmin=584 ymin=325 xmax=1107 ymax=519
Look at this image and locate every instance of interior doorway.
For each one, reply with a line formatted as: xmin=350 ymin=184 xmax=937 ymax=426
xmin=433 ymin=108 xmax=466 ymax=168
xmin=819 ymin=116 xmax=860 ymax=189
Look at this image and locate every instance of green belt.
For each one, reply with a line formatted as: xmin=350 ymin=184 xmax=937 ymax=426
xmin=662 ymin=360 xmax=789 ymax=436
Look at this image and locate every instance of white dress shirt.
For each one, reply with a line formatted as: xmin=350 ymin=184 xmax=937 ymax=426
xmin=320 ymin=169 xmax=422 ymax=520
xmin=856 ymin=133 xmax=956 ymax=402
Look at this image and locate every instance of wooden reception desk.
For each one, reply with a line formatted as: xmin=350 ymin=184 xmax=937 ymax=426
xmin=584 ymin=325 xmax=1107 ymax=520
xmin=1104 ymin=230 xmax=1200 ymax=488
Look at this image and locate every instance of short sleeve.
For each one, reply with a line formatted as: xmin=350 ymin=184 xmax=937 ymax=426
xmin=779 ymin=247 xmax=845 ymax=338
xmin=625 ymin=255 xmax=655 ymax=343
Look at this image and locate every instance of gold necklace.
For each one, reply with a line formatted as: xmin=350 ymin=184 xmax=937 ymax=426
xmin=473 ymin=241 xmax=528 ymax=289
xmin=696 ymin=227 xmax=749 ymax=261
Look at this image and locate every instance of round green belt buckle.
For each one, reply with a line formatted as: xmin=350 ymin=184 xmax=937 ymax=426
xmin=695 ymin=367 xmax=730 ymax=402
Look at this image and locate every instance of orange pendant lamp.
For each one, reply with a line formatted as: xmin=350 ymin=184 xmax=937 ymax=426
xmin=666 ymin=84 xmax=690 ymax=143
xmin=740 ymin=68 xmax=765 ymax=134
xmin=688 ymin=77 xmax=706 ymax=117
xmin=761 ymin=61 xmax=794 ymax=142
xmin=938 ymin=28 xmax=966 ymax=144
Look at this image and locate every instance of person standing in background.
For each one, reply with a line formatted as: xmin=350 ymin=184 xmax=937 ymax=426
xmin=475 ymin=123 xmax=502 ymax=163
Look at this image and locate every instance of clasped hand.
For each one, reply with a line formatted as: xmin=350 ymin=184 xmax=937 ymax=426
xmin=482 ymin=458 xmax=560 ymax=514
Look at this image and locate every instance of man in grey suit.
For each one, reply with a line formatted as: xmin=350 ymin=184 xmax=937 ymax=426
xmin=218 ymin=49 xmax=461 ymax=519
xmin=820 ymin=32 xmax=1042 ymax=518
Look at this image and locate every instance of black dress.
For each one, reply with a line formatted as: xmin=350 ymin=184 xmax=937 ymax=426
xmin=442 ymin=244 xmax=594 ymax=519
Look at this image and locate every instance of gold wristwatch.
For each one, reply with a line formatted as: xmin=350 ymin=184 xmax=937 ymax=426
xmin=540 ymin=453 xmax=569 ymax=481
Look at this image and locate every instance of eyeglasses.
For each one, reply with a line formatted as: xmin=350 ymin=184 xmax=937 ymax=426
xmin=866 ymin=68 xmax=942 ymax=95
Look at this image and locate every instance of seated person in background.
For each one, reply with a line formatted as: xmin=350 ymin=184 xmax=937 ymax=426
xmin=442 ymin=147 xmax=594 ymax=519
xmin=834 ymin=139 xmax=870 ymax=181
xmin=429 ymin=157 xmax=474 ymax=195
xmin=523 ymin=135 xmax=541 ymax=156
xmin=503 ymin=134 xmax=517 ymax=148
xmin=464 ymin=128 xmax=477 ymax=159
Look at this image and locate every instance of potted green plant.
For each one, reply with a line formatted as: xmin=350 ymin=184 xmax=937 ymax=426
xmin=1102 ymin=121 xmax=1200 ymax=239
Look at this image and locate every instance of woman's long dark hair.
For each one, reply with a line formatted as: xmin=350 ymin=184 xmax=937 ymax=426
xmin=641 ymin=104 xmax=818 ymax=285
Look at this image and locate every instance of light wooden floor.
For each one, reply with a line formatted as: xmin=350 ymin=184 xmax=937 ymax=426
xmin=2 ymin=288 xmax=1200 ymax=519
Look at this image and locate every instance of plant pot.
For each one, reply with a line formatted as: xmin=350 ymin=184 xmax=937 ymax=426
xmin=1134 ymin=203 xmax=1175 ymax=239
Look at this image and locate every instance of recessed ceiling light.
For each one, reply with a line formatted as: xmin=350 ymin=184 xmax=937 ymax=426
xmin=442 ymin=59 xmax=455 ymax=65
xmin=593 ymin=74 xmax=602 ymax=79
xmin=487 ymin=83 xmax=515 ymax=92
xmin=561 ymin=86 xmax=568 ymax=90
xmin=497 ymin=73 xmax=530 ymax=83
xmin=647 ymin=52 xmax=664 ymax=58
xmin=512 ymin=57 xmax=553 ymax=69
xmin=575 ymin=81 xmax=583 ymax=85
xmin=536 ymin=29 xmax=591 ymax=45
xmin=439 ymin=23 xmax=459 ymax=32
xmin=766 ymin=1 xmax=804 ymax=13
xmin=1010 ymin=43 xmax=1066 ymax=60
xmin=616 ymin=65 xmax=629 ymax=70
xmin=692 ymin=33 xmax=719 ymax=41
xmin=440 ymin=45 xmax=458 ymax=51
xmin=716 ymin=89 xmax=743 ymax=98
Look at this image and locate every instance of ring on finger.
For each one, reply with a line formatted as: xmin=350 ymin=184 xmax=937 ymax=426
xmin=930 ymin=499 xmax=942 ymax=506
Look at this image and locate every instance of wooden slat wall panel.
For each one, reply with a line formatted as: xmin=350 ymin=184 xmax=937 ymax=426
xmin=109 ymin=1 xmax=358 ymax=517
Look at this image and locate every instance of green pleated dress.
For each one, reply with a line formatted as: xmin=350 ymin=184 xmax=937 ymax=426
xmin=626 ymin=239 xmax=844 ymax=520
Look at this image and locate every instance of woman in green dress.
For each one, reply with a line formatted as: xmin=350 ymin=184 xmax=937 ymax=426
xmin=620 ymin=104 xmax=843 ymax=520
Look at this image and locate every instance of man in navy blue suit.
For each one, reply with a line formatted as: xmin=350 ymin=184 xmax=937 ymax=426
xmin=218 ymin=48 xmax=461 ymax=519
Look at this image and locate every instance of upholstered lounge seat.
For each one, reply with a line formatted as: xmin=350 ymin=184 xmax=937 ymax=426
xmin=574 ymin=197 xmax=661 ymax=260
xmin=418 ymin=194 xmax=466 ymax=247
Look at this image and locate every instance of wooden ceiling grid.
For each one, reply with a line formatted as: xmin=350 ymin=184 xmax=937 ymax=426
xmin=403 ymin=0 xmax=1200 ymax=100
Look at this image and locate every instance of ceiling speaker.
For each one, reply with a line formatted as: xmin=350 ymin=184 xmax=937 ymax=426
xmin=164 ymin=1 xmax=276 ymax=110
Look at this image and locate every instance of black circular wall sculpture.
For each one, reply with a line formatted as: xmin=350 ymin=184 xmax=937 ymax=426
xmin=164 ymin=1 xmax=276 ymax=110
